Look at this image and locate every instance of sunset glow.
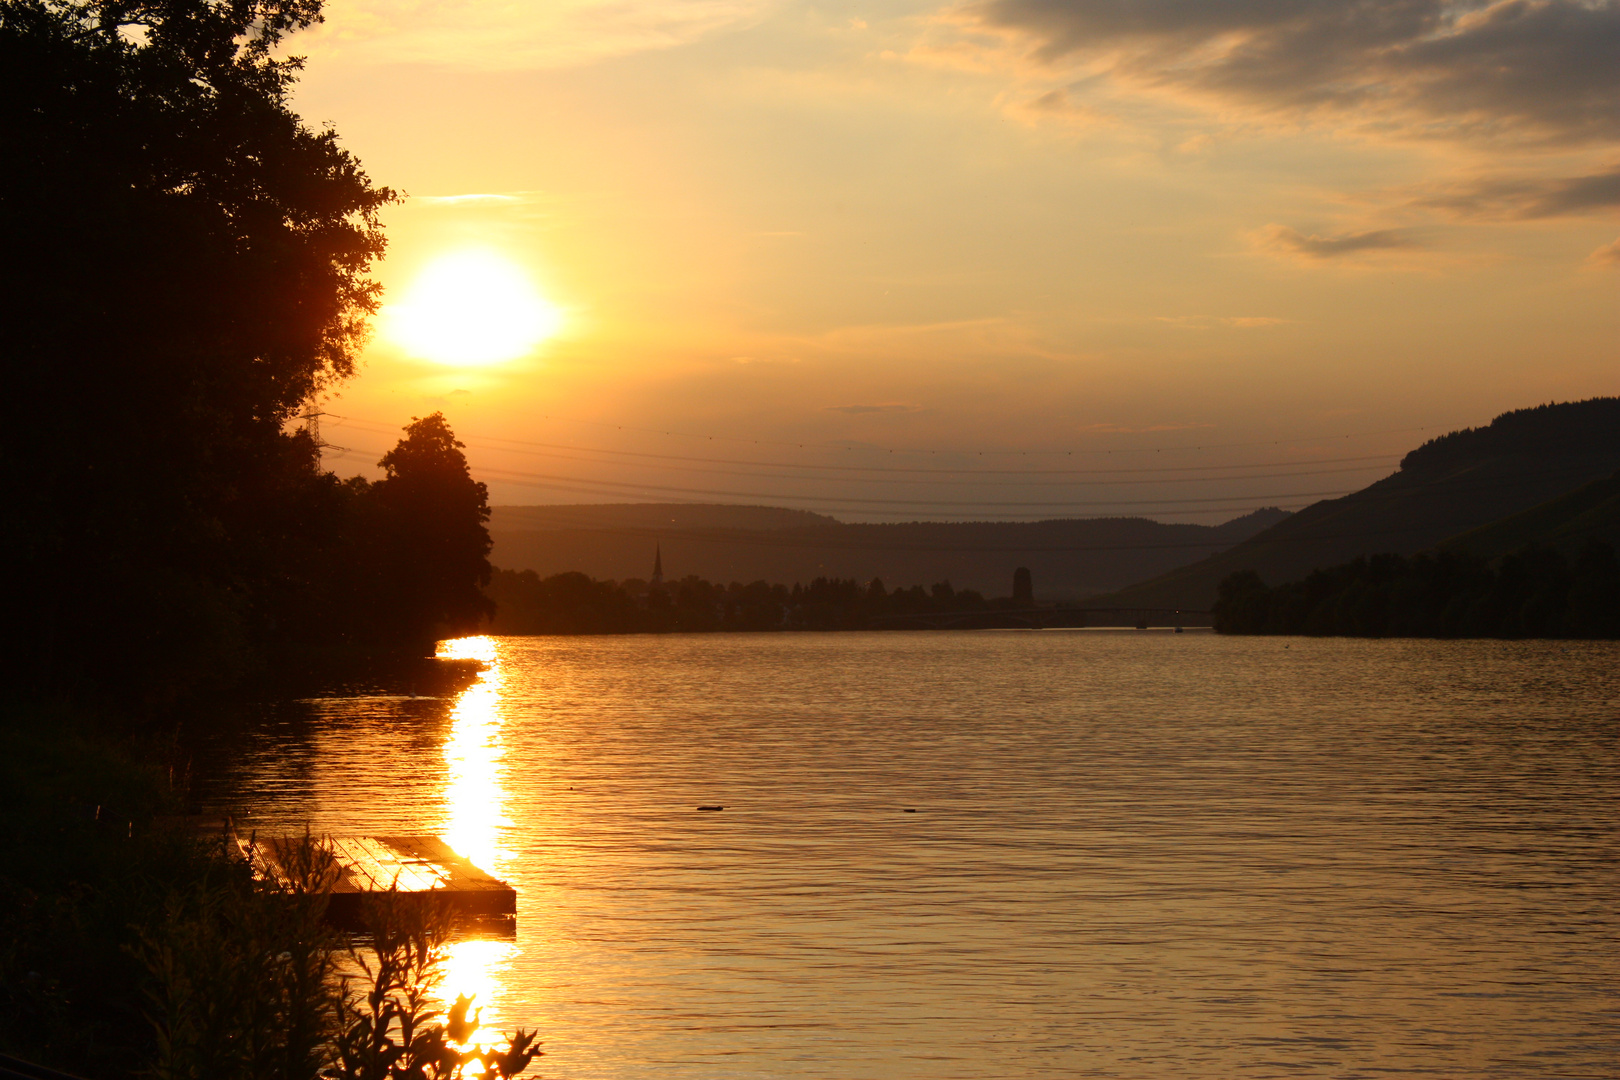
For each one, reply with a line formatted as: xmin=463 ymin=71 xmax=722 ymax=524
xmin=302 ymin=0 xmax=1613 ymax=512
xmin=386 ymin=251 xmax=561 ymax=366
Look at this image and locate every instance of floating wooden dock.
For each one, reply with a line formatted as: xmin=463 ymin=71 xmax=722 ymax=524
xmin=240 ymin=833 xmax=516 ymax=926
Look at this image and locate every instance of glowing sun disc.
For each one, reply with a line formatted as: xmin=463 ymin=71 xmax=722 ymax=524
xmin=388 ymin=250 xmax=561 ymax=366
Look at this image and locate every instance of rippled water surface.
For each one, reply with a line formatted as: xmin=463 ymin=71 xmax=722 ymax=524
xmin=201 ymin=632 xmax=1619 ymax=1078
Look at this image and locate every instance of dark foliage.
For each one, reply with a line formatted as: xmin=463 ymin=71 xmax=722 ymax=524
xmin=327 ymin=896 xmax=538 ymax=1080
xmin=0 ymin=2 xmax=493 ymax=705
xmin=486 ymin=569 xmax=997 ymax=634
xmin=1213 ymin=541 xmax=1620 ymax=638
xmin=1400 ymin=398 xmax=1620 ymax=473
xmin=0 ymin=715 xmax=192 ymax=1077
xmin=278 ymin=414 xmax=493 ymax=659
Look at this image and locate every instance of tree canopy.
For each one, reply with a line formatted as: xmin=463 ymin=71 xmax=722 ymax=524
xmin=368 ymin=414 xmax=495 ymax=646
xmin=0 ymin=1 xmax=491 ymax=703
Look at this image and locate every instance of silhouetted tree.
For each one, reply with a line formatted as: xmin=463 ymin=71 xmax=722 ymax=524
xmin=1212 ymin=542 xmax=1618 ymax=639
xmin=361 ymin=414 xmax=494 ymax=649
xmin=1 ymin=0 xmax=394 ymax=700
xmin=486 ymin=569 xmax=1011 ymax=635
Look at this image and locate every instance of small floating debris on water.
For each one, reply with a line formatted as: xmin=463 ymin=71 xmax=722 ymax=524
xmin=903 ymin=808 xmax=918 ymax=813
xmin=696 ymin=805 xmax=725 ymax=811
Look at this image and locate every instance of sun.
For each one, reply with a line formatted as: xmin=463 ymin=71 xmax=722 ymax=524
xmin=386 ymin=250 xmax=562 ymax=366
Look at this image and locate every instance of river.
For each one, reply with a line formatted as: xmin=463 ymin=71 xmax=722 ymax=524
xmin=199 ymin=630 xmax=1619 ymax=1078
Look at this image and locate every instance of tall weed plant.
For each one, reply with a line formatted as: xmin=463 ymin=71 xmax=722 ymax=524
xmin=327 ymin=892 xmax=540 ymax=1079
xmin=137 ymin=833 xmax=540 ymax=1080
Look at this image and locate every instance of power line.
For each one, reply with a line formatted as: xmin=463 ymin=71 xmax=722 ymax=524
xmin=482 ymin=515 xmax=1512 ymax=556
xmin=466 ymin=457 xmax=1610 ymax=521
xmin=332 ymin=412 xmax=1432 ymax=459
xmin=513 ymin=412 xmax=1436 ymax=457
xmin=327 ymin=416 xmax=1401 ymax=483
xmin=321 ymin=439 xmax=1363 ymax=510
xmin=465 ymin=462 xmax=1356 ymax=509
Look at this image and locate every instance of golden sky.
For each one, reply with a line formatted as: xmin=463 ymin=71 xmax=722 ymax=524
xmin=295 ymin=0 xmax=1618 ymax=521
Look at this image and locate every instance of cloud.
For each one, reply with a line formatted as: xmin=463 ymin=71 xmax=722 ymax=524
xmin=301 ymin=0 xmax=777 ymax=69
xmin=1409 ymin=163 xmax=1620 ymax=218
xmin=1014 ymin=87 xmax=1116 ymax=127
xmin=824 ymin=403 xmax=924 ymax=414
xmin=1257 ymin=224 xmax=1419 ymax=259
xmin=958 ymin=0 xmax=1620 ymax=145
xmin=1155 ymin=315 xmax=1288 ymax=328
xmin=1587 ymin=236 xmax=1620 ymax=267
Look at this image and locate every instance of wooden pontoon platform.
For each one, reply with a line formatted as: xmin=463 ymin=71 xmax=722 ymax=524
xmin=239 ymin=833 xmax=516 ymax=925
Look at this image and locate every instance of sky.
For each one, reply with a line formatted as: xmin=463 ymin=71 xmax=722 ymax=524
xmin=291 ymin=0 xmax=1618 ymax=522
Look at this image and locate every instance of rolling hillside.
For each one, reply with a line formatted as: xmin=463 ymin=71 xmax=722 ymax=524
xmin=1443 ymin=470 xmax=1620 ymax=560
xmin=1094 ymin=398 xmax=1620 ymax=610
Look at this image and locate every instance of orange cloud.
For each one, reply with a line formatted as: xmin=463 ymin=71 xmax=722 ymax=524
xmin=1256 ymin=224 xmax=1420 ymax=260
xmin=1587 ymin=236 xmax=1620 ymax=267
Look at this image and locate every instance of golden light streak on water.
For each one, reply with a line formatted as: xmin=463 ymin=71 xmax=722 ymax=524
xmin=435 ymin=636 xmax=517 ymax=1044
xmin=438 ymin=635 xmax=507 ymax=873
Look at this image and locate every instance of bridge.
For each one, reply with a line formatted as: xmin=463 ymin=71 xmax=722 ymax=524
xmin=868 ymin=607 xmax=1212 ymax=631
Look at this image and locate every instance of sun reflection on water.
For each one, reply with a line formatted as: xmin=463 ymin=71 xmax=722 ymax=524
xmin=435 ymin=636 xmax=517 ymax=1038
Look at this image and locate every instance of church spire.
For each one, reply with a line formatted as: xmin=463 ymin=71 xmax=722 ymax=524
xmin=651 ymin=544 xmax=664 ymax=584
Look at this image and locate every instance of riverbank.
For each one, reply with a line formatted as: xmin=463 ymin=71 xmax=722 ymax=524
xmin=0 ymin=651 xmax=486 ymax=1078
xmin=0 ymin=703 xmax=214 ymax=1076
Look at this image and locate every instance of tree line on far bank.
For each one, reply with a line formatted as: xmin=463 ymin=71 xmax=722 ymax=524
xmin=486 ymin=569 xmax=1038 ymax=634
xmin=1212 ymin=541 xmax=1620 ymax=639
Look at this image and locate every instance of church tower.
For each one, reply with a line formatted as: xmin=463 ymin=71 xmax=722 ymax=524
xmin=651 ymin=544 xmax=664 ymax=585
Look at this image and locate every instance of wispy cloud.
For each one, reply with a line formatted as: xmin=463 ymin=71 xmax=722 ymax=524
xmin=1257 ymin=224 xmax=1420 ymax=260
xmin=1408 ymin=163 xmax=1620 ymax=219
xmin=954 ymin=0 xmax=1620 ymax=146
xmin=302 ymin=0 xmax=778 ymax=70
xmin=1012 ymin=87 xmax=1116 ymax=128
xmin=1587 ymin=236 xmax=1620 ymax=267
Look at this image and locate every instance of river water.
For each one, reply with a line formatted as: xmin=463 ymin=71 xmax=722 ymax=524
xmin=200 ymin=631 xmax=1619 ymax=1079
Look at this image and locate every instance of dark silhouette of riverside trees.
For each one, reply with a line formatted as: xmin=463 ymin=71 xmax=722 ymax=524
xmin=0 ymin=1 xmax=485 ymax=702
xmin=486 ymin=570 xmax=1000 ymax=634
xmin=363 ymin=414 xmax=495 ymax=648
xmin=1212 ymin=542 xmax=1620 ymax=638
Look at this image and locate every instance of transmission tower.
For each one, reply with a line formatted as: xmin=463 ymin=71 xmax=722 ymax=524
xmin=299 ymin=408 xmax=323 ymax=447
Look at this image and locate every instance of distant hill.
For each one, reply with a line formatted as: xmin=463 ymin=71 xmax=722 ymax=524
xmin=492 ymin=503 xmax=837 ymax=533
xmin=1443 ymin=470 xmax=1620 ymax=560
xmin=489 ymin=505 xmax=1291 ymax=601
xmin=1094 ymin=398 xmax=1620 ymax=610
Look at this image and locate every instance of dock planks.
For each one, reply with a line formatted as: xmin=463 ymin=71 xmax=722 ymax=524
xmin=241 ymin=833 xmax=516 ymax=925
